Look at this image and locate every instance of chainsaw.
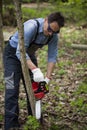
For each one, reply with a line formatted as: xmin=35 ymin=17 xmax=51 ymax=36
xmin=21 ymin=75 xmax=49 ymax=120
xmin=32 ymin=81 xmax=49 ymax=120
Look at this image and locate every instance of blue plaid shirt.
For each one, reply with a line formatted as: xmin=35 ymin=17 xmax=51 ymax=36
xmin=9 ymin=18 xmax=58 ymax=63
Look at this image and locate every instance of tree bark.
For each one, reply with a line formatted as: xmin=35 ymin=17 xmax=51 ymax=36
xmin=71 ymin=44 xmax=87 ymax=50
xmin=0 ymin=13 xmax=4 ymax=70
xmin=13 ymin=0 xmax=35 ymax=116
xmin=36 ymin=0 xmax=40 ymax=10
xmin=0 ymin=0 xmax=3 ymax=19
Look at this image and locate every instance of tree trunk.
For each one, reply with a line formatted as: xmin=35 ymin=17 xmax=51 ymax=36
xmin=0 ymin=0 xmax=3 ymax=19
xmin=36 ymin=0 xmax=40 ymax=10
xmin=0 ymin=13 xmax=4 ymax=70
xmin=13 ymin=0 xmax=35 ymax=116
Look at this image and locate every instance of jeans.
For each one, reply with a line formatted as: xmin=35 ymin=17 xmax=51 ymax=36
xmin=3 ymin=42 xmax=37 ymax=130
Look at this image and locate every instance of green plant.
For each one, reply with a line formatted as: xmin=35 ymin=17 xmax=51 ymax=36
xmin=0 ymin=84 xmax=4 ymax=91
xmin=24 ymin=116 xmax=40 ymax=130
xmin=0 ymin=115 xmax=3 ymax=122
xmin=70 ymin=82 xmax=87 ymax=115
xmin=58 ymin=69 xmax=67 ymax=76
xmin=19 ymin=99 xmax=27 ymax=109
xmin=57 ymin=61 xmax=66 ymax=68
xmin=73 ymin=50 xmax=81 ymax=57
xmin=58 ymin=49 xmax=65 ymax=57
xmin=74 ymin=82 xmax=87 ymax=95
xmin=70 ymin=97 xmax=84 ymax=108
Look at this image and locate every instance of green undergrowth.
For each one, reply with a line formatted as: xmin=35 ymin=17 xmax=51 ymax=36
xmin=22 ymin=8 xmax=51 ymax=22
xmin=24 ymin=116 xmax=41 ymax=130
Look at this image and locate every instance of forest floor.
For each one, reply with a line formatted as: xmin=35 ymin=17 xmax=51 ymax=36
xmin=0 ymin=24 xmax=87 ymax=130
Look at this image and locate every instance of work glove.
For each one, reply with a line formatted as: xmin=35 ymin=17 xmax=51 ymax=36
xmin=32 ymin=68 xmax=44 ymax=82
xmin=44 ymin=77 xmax=50 ymax=84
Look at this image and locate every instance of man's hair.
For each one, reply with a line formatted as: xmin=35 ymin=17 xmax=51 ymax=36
xmin=47 ymin=12 xmax=65 ymax=28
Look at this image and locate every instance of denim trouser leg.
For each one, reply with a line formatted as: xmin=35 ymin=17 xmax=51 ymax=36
xmin=3 ymin=43 xmax=21 ymax=130
xmin=5 ymin=71 xmax=21 ymax=130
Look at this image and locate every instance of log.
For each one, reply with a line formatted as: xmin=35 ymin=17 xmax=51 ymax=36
xmin=71 ymin=44 xmax=87 ymax=50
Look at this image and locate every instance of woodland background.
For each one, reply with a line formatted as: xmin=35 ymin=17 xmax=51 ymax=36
xmin=0 ymin=0 xmax=87 ymax=130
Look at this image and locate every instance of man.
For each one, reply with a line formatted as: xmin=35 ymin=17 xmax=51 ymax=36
xmin=3 ymin=12 xmax=64 ymax=130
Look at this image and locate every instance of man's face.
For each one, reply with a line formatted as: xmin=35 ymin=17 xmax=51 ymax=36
xmin=43 ymin=18 xmax=60 ymax=36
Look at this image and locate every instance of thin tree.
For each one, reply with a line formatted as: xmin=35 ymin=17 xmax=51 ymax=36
xmin=13 ymin=0 xmax=35 ymax=116
xmin=0 ymin=13 xmax=4 ymax=70
xmin=0 ymin=0 xmax=3 ymax=18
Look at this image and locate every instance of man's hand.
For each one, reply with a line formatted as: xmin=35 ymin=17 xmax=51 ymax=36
xmin=44 ymin=77 xmax=50 ymax=84
xmin=32 ymin=68 xmax=44 ymax=82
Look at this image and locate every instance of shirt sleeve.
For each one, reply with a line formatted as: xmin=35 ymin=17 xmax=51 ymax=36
xmin=48 ymin=34 xmax=58 ymax=63
xmin=16 ymin=21 xmax=37 ymax=60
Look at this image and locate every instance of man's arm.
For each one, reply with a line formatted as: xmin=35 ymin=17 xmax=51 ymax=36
xmin=26 ymin=59 xmax=37 ymax=70
xmin=46 ymin=62 xmax=55 ymax=79
xmin=45 ymin=35 xmax=58 ymax=83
